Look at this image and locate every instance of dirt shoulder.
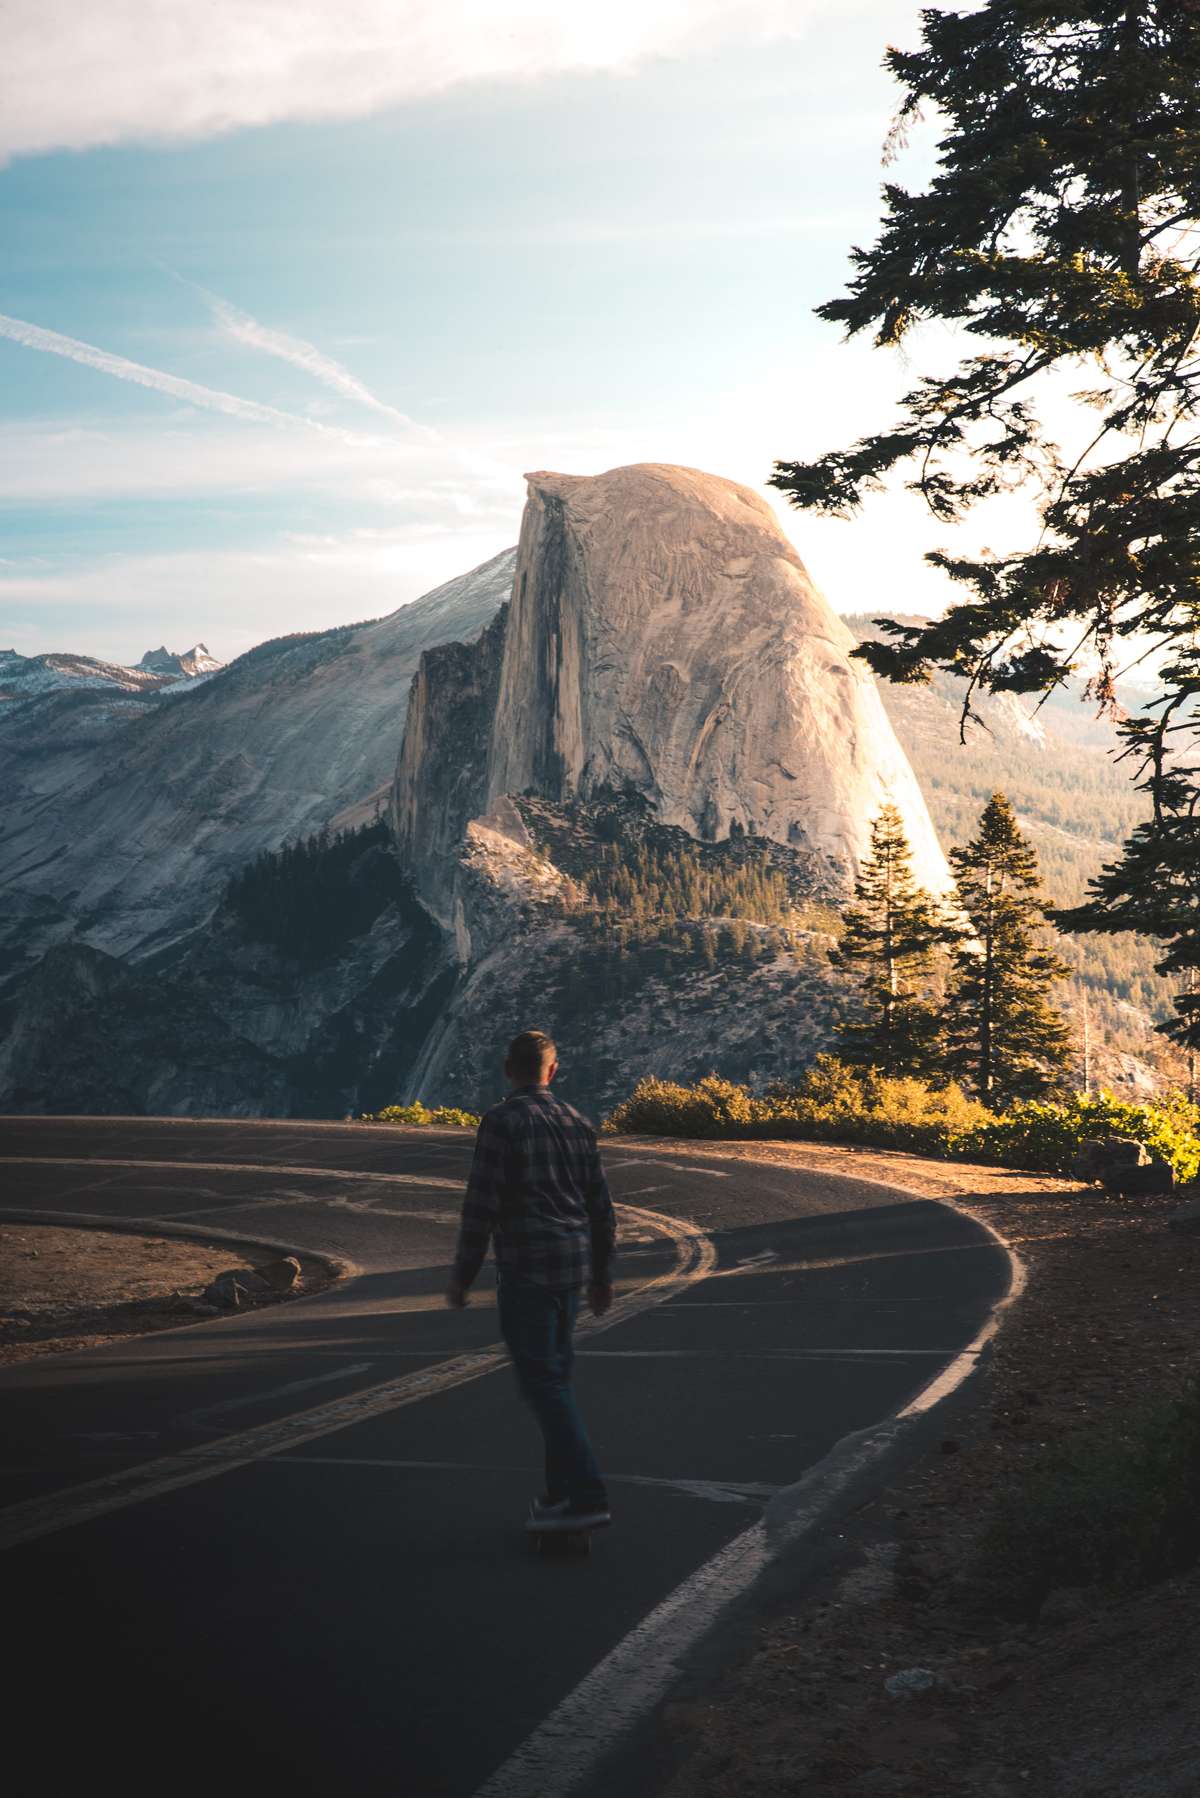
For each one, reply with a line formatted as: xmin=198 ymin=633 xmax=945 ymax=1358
xmin=632 ymin=1137 xmax=1200 ymax=1798
xmin=0 ymin=1223 xmax=332 ymax=1366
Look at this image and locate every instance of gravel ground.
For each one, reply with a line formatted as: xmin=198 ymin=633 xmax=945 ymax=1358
xmin=0 ymin=1224 xmax=327 ymax=1364
xmin=634 ymin=1138 xmax=1200 ymax=1798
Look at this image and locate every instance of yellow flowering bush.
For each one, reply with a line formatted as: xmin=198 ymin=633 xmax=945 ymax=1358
xmin=604 ymin=1060 xmax=1200 ymax=1179
xmin=360 ymin=1101 xmax=481 ymax=1128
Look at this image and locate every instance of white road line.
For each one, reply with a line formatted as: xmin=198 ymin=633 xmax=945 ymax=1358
xmin=172 ymin=1199 xmax=459 ymax=1223
xmin=896 ymin=1209 xmax=1027 ymax=1419
xmin=664 ymin=1297 xmax=946 ymax=1308
xmin=706 ymin=1237 xmax=999 ymax=1278
xmin=474 ymin=1522 xmax=771 ymax=1798
xmin=471 ymin=1193 xmax=1023 ymax=1798
xmin=0 ymin=1155 xmax=464 ymax=1191
xmin=0 ymin=1200 xmax=714 ymax=1553
xmin=578 ymin=1346 xmax=972 ymax=1360
xmin=179 ymin=1363 xmax=373 ymax=1430
xmin=689 ymin=1152 xmax=1029 ymax=1424
xmin=605 ymin=1159 xmax=729 ymax=1178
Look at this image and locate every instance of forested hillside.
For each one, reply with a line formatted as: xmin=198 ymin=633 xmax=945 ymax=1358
xmin=846 ymin=615 xmax=1181 ymax=1087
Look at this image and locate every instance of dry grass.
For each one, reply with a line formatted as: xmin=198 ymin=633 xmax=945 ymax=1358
xmin=0 ymin=1225 xmax=326 ymax=1364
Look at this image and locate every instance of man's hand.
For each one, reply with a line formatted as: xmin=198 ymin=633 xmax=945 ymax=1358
xmin=588 ymin=1281 xmax=613 ymax=1317
xmin=444 ymin=1279 xmax=469 ymax=1310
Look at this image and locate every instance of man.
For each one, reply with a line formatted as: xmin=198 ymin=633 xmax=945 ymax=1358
xmin=445 ymin=1029 xmax=616 ymax=1533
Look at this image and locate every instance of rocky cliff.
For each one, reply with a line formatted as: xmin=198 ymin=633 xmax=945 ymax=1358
xmin=394 ymin=464 xmax=951 ymax=922
xmin=0 ymin=548 xmax=515 ymax=983
xmin=0 ymin=824 xmax=453 ymax=1116
xmin=384 ymin=464 xmax=954 ymax=1111
xmin=22 ymin=464 xmax=1124 ymax=1121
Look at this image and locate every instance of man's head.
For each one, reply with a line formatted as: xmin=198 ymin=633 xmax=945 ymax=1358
xmin=505 ymin=1029 xmax=558 ymax=1089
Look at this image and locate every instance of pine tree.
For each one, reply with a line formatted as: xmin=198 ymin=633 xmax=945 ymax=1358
xmin=1056 ymin=733 xmax=1200 ymax=1053
xmin=945 ymin=794 xmax=1072 ymax=1107
xmin=831 ymin=804 xmax=953 ymax=1076
xmin=771 ymin=1 xmax=1200 ymax=1044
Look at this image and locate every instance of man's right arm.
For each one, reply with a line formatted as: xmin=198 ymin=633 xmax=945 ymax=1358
xmin=448 ymin=1111 xmax=507 ymax=1300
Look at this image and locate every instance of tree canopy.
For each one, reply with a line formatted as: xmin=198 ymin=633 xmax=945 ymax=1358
xmin=771 ymin=0 xmax=1200 ymax=1043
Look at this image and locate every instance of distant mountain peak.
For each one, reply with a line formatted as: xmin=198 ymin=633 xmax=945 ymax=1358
xmin=137 ymin=643 xmax=223 ymax=678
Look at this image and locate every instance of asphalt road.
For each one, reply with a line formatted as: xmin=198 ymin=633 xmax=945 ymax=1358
xmin=0 ymin=1117 xmax=1009 ymax=1797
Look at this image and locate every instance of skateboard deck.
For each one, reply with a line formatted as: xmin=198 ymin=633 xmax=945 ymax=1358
xmin=530 ymin=1526 xmax=592 ymax=1558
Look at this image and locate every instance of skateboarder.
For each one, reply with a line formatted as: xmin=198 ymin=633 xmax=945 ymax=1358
xmin=445 ymin=1030 xmax=616 ymax=1534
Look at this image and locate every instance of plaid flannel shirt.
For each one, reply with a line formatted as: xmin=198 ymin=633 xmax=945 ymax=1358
xmin=452 ymin=1085 xmax=616 ymax=1291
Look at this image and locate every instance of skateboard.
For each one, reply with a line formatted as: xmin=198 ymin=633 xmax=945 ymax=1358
xmin=526 ymin=1503 xmax=599 ymax=1558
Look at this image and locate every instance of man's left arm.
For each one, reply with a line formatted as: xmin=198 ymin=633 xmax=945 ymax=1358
xmin=583 ymin=1129 xmax=616 ymax=1314
xmin=446 ymin=1112 xmax=506 ymax=1307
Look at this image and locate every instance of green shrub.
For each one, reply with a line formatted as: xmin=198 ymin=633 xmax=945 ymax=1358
xmin=602 ymin=1074 xmax=767 ymax=1138
xmin=603 ymin=1057 xmax=989 ymax=1150
xmin=955 ymin=1090 xmax=1200 ymax=1180
xmin=360 ymin=1102 xmax=480 ymax=1128
xmin=603 ymin=1059 xmax=1200 ymax=1177
xmin=978 ymin=1379 xmax=1200 ymax=1612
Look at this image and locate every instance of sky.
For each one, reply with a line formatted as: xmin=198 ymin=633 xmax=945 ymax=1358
xmin=0 ymin=0 xmax=995 ymax=665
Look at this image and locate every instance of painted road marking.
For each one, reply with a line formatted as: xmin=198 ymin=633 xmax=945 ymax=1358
xmin=668 ymin=1296 xmax=962 ymax=1307
xmin=471 ymin=1213 xmax=1023 ymax=1798
xmin=578 ymin=1346 xmax=975 ymax=1360
xmin=474 ymin=1522 xmax=771 ymax=1798
xmin=0 ymin=1156 xmax=465 ymax=1191
xmin=0 ymin=1201 xmax=715 ymax=1552
xmin=179 ymin=1363 xmax=373 ymax=1430
xmin=172 ymin=1198 xmax=459 ymax=1223
xmin=605 ymin=1158 xmax=729 ymax=1177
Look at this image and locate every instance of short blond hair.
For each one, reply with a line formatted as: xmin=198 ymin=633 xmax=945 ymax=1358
xmin=507 ymin=1029 xmax=557 ymax=1081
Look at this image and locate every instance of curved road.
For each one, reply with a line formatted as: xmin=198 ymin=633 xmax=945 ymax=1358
xmin=0 ymin=1117 xmax=1008 ymax=1797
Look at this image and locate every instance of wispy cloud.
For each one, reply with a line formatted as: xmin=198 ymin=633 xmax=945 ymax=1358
xmin=0 ymin=301 xmax=522 ymax=511
xmin=0 ymin=310 xmax=391 ymax=447
xmin=0 ymin=417 xmax=414 ymax=502
xmin=204 ymin=291 xmax=428 ymax=434
xmin=166 ymin=275 xmax=518 ymax=487
xmin=0 ymin=1 xmax=874 ymax=163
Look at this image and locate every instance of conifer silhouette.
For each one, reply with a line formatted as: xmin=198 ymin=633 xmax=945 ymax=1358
xmin=946 ymin=793 xmax=1071 ymax=1107
xmin=832 ymin=804 xmax=953 ymax=1077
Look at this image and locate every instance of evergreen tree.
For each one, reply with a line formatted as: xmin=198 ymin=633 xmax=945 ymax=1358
xmin=1056 ymin=732 xmax=1200 ymax=1053
xmin=832 ymin=804 xmax=953 ymax=1076
xmin=771 ymin=1 xmax=1200 ymax=1043
xmin=945 ymin=794 xmax=1072 ymax=1106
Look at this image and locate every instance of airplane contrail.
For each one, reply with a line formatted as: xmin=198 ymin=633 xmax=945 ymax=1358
xmin=208 ymin=294 xmax=431 ymax=436
xmin=0 ymin=310 xmax=384 ymax=446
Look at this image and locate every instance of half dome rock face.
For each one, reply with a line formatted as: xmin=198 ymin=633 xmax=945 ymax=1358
xmin=413 ymin=462 xmax=950 ymax=898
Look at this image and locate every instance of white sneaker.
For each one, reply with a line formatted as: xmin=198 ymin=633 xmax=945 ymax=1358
xmin=528 ymin=1502 xmax=611 ymax=1534
xmin=526 ymin=1496 xmax=571 ymax=1529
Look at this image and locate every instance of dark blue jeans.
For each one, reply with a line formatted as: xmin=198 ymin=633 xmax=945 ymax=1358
xmin=497 ymin=1273 xmax=607 ymax=1508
